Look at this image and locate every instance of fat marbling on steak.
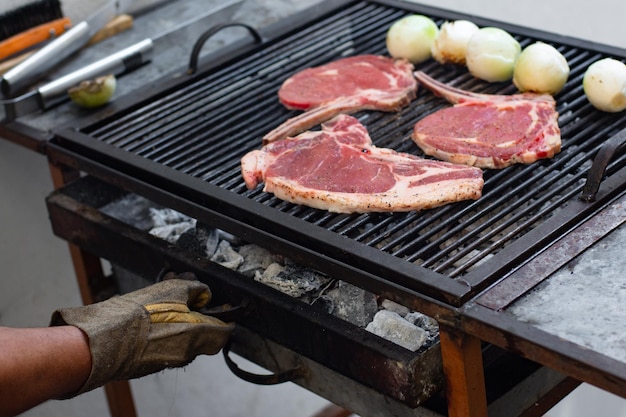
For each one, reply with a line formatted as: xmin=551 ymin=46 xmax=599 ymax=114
xmin=262 ymin=55 xmax=417 ymax=144
xmin=412 ymin=71 xmax=561 ymax=169
xmin=243 ymin=114 xmax=484 ymax=213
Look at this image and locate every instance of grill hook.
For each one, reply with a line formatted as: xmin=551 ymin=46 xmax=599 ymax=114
xmin=158 ymin=270 xmax=252 ymax=322
xmin=200 ymin=298 xmax=250 ymax=322
xmin=222 ymin=339 xmax=307 ymax=385
xmin=580 ymin=127 xmax=626 ymax=202
xmin=188 ymin=22 xmax=263 ymax=75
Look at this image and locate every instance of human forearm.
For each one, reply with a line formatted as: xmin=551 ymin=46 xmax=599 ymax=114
xmin=0 ymin=278 xmax=232 ymax=416
xmin=0 ymin=326 xmax=91 ymax=417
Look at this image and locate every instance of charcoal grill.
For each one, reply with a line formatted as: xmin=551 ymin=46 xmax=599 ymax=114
xmin=3 ymin=0 xmax=626 ymax=416
xmin=48 ymin=0 xmax=626 ymax=307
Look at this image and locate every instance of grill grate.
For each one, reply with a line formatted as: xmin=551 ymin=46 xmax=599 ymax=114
xmin=69 ymin=0 xmax=626 ymax=302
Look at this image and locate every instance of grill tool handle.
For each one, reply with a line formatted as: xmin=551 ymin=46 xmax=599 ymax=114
xmin=39 ymin=38 xmax=153 ymax=101
xmin=1 ymin=39 xmax=154 ymax=121
xmin=1 ymin=0 xmax=138 ymax=97
xmin=580 ymin=128 xmax=626 ymax=202
xmin=187 ymin=22 xmax=263 ymax=75
xmin=1 ymin=22 xmax=92 ymax=97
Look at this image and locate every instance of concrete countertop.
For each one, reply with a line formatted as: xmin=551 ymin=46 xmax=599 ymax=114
xmin=509 ymin=216 xmax=626 ymax=364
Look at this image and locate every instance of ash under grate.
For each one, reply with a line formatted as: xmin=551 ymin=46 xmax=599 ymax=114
xmin=101 ymin=193 xmax=439 ymax=352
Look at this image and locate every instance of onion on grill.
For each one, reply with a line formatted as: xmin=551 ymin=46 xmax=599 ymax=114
xmin=465 ymin=27 xmax=521 ymax=82
xmin=431 ymin=20 xmax=479 ymax=65
xmin=513 ymin=42 xmax=570 ymax=95
xmin=386 ymin=15 xmax=439 ymax=64
xmin=583 ymin=57 xmax=626 ymax=112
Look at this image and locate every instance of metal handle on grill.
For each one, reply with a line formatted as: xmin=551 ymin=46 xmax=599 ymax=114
xmin=200 ymin=299 xmax=250 ymax=322
xmin=222 ymin=339 xmax=307 ymax=385
xmin=580 ymin=128 xmax=626 ymax=202
xmin=187 ymin=22 xmax=263 ymax=74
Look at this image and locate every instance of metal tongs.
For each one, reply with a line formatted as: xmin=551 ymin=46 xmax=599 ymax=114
xmin=0 ymin=0 xmax=243 ymax=122
xmin=1 ymin=0 xmax=138 ymax=98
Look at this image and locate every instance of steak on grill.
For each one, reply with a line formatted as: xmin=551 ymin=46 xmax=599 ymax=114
xmin=243 ymin=114 xmax=484 ymax=213
xmin=412 ymin=71 xmax=561 ymax=169
xmin=262 ymin=55 xmax=417 ymax=144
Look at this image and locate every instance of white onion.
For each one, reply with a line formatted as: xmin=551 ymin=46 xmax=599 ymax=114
xmin=386 ymin=15 xmax=439 ymax=64
xmin=583 ymin=58 xmax=626 ymax=113
xmin=465 ymin=27 xmax=521 ymax=82
xmin=431 ymin=20 xmax=479 ymax=65
xmin=68 ymin=74 xmax=116 ymax=108
xmin=513 ymin=42 xmax=569 ymax=94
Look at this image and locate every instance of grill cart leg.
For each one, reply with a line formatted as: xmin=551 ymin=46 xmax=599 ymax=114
xmin=439 ymin=325 xmax=488 ymax=417
xmin=48 ymin=162 xmax=138 ymax=417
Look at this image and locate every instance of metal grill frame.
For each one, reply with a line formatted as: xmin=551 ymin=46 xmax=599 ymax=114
xmin=49 ymin=0 xmax=626 ymax=308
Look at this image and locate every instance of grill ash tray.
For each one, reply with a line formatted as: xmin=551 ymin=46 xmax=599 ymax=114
xmin=46 ymin=175 xmax=444 ymax=408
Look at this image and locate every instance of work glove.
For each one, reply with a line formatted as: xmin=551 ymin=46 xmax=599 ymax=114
xmin=50 ymin=276 xmax=234 ymax=397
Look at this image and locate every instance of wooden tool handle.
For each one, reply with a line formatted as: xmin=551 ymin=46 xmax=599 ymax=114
xmin=0 ymin=17 xmax=72 ymax=62
xmin=88 ymin=14 xmax=134 ymax=45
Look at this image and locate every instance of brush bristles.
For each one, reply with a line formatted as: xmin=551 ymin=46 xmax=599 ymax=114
xmin=0 ymin=0 xmax=64 ymax=41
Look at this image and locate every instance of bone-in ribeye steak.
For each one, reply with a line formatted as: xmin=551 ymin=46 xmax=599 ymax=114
xmin=412 ymin=71 xmax=561 ymax=169
xmin=263 ymin=55 xmax=417 ymax=144
xmin=243 ymin=115 xmax=484 ymax=213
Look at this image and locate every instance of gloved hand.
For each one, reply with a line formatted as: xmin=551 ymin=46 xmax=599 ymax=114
xmin=50 ymin=277 xmax=234 ymax=397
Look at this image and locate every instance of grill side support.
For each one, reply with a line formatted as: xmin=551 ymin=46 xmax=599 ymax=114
xmin=439 ymin=326 xmax=488 ymax=417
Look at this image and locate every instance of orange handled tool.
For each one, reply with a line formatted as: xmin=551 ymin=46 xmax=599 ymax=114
xmin=0 ymin=17 xmax=72 ymax=62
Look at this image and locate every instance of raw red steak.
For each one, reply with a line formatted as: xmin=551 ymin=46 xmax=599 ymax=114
xmin=412 ymin=71 xmax=561 ymax=169
xmin=243 ymin=115 xmax=483 ymax=213
xmin=263 ymin=55 xmax=417 ymax=144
